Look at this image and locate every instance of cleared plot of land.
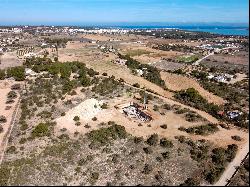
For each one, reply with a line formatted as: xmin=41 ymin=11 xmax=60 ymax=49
xmin=120 ymin=45 xmax=183 ymax=64
xmin=148 ymin=38 xmax=203 ymax=47
xmin=55 ymin=95 xmax=207 ymax=139
xmin=0 ymin=52 xmax=22 ymax=69
xmin=152 ymin=60 xmax=186 ymax=71
xmin=160 ymin=72 xmax=225 ymax=105
xmin=54 ymin=92 xmax=248 ymax=149
xmin=205 ymin=51 xmax=249 ymax=65
xmin=79 ymin=33 xmax=150 ymax=42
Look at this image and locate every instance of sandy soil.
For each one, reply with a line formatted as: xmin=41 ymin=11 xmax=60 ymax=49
xmin=79 ymin=34 xmax=150 ymax=42
xmin=0 ymin=80 xmax=20 ymax=159
xmin=206 ymin=52 xmax=249 ymax=65
xmin=118 ymin=44 xmax=183 ymax=64
xmin=0 ymin=52 xmax=22 ymax=69
xmin=229 ymin=73 xmax=248 ymax=84
xmin=55 ymin=98 xmax=104 ymax=134
xmin=160 ymin=72 xmax=225 ymax=105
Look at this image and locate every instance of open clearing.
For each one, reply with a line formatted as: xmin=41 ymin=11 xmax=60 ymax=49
xmin=0 ymin=52 xmax=22 ymax=69
xmin=160 ymin=72 xmax=225 ymax=105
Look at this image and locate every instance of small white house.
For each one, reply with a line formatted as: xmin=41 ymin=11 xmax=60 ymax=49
xmin=114 ymin=59 xmax=127 ymax=66
xmin=25 ymin=68 xmax=37 ymax=77
xmin=227 ymin=111 xmax=242 ymax=119
xmin=136 ymin=69 xmax=144 ymax=76
xmin=24 ymin=52 xmax=37 ymax=58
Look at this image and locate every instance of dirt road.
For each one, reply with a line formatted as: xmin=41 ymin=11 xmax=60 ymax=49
xmin=214 ymin=140 xmax=249 ymax=186
xmin=193 ymin=52 xmax=214 ymax=66
xmin=123 ymin=82 xmax=219 ymax=124
xmin=0 ymin=96 xmax=21 ymax=165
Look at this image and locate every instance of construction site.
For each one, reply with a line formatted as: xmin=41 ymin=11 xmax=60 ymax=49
xmin=116 ymin=101 xmax=152 ymax=122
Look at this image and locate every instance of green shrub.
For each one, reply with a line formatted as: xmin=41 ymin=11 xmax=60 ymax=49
xmin=101 ymin=103 xmax=108 ymax=109
xmin=73 ymin=116 xmax=80 ymax=121
xmin=184 ymin=124 xmax=219 ymax=135
xmin=143 ymin=147 xmax=153 ymax=154
xmin=174 ymin=88 xmax=220 ymax=118
xmin=133 ymin=83 xmax=140 ymax=88
xmin=0 ymin=115 xmax=7 ymax=123
xmin=6 ymin=146 xmax=16 ymax=154
xmin=161 ymin=151 xmax=170 ymax=159
xmin=134 ymin=136 xmax=144 ymax=144
xmin=87 ymin=124 xmax=127 ymax=145
xmin=160 ymin=124 xmax=167 ymax=129
xmin=19 ymin=137 xmax=27 ymax=144
xmin=31 ymin=122 xmax=51 ymax=138
xmin=0 ymin=69 xmax=5 ymax=80
xmin=142 ymin=164 xmax=153 ymax=174
xmin=160 ymin=138 xmax=173 ymax=148
xmin=7 ymin=91 xmax=17 ymax=99
xmin=0 ymin=125 xmax=3 ymax=133
xmin=162 ymin=103 xmax=172 ymax=110
xmin=6 ymin=66 xmax=25 ymax=81
xmin=231 ymin=135 xmax=242 ymax=141
xmin=146 ymin=134 xmax=159 ymax=146
xmin=75 ymin=122 xmax=81 ymax=126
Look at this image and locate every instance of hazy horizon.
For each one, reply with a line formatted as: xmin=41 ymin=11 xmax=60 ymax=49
xmin=0 ymin=22 xmax=249 ymax=27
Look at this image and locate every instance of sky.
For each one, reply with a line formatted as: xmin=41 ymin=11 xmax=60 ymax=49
xmin=0 ymin=0 xmax=249 ymax=25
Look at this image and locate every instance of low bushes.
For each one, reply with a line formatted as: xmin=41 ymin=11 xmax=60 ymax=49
xmin=0 ymin=115 xmax=7 ymax=124
xmin=146 ymin=134 xmax=159 ymax=146
xmin=179 ymin=124 xmax=219 ymax=135
xmin=174 ymin=88 xmax=221 ymax=118
xmin=160 ymin=138 xmax=173 ymax=148
xmin=87 ymin=124 xmax=127 ymax=145
xmin=31 ymin=122 xmax=52 ymax=138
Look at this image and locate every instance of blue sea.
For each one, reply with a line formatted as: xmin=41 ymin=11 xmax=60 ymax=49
xmin=112 ymin=25 xmax=249 ymax=36
xmin=184 ymin=28 xmax=249 ymax=36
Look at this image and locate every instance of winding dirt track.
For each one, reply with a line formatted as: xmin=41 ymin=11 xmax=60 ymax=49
xmin=123 ymin=82 xmax=219 ymax=124
xmin=214 ymin=141 xmax=249 ymax=186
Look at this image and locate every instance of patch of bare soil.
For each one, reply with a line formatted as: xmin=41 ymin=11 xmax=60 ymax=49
xmin=160 ymin=72 xmax=225 ymax=105
xmin=0 ymin=52 xmax=22 ymax=69
xmin=205 ymin=52 xmax=249 ymax=66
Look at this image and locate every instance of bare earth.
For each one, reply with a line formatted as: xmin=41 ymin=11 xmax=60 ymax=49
xmin=160 ymin=72 xmax=225 ymax=105
xmin=0 ymin=52 xmax=22 ymax=69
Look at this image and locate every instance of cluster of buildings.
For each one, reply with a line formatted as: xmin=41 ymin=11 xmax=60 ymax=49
xmin=0 ymin=27 xmax=23 ymax=33
xmin=76 ymin=28 xmax=130 ymax=34
xmin=122 ymin=102 xmax=152 ymax=122
xmin=207 ymin=73 xmax=235 ymax=83
xmin=197 ymin=41 xmax=240 ymax=54
xmin=116 ymin=102 xmax=152 ymax=122
xmin=113 ymin=58 xmax=127 ymax=66
xmin=98 ymin=45 xmax=116 ymax=53
xmin=0 ymin=37 xmax=20 ymax=53
xmin=227 ymin=111 xmax=243 ymax=120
